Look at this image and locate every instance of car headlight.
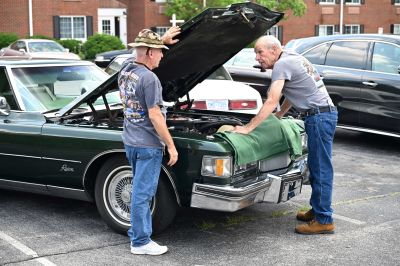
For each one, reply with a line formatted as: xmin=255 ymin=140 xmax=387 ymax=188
xmin=201 ymin=156 xmax=232 ymax=177
xmin=95 ymin=56 xmax=104 ymax=61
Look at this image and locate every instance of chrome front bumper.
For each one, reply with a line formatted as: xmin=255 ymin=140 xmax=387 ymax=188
xmin=190 ymin=159 xmax=307 ymax=212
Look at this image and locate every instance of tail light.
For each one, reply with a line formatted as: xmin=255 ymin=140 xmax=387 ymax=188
xmin=192 ymin=100 xmax=207 ymax=110
xmin=228 ymin=100 xmax=257 ymax=110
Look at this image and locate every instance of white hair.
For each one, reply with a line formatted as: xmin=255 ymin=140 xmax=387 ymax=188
xmin=257 ymin=35 xmax=282 ymax=49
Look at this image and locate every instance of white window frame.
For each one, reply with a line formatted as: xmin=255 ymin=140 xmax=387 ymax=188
xmin=266 ymin=25 xmax=279 ymax=38
xmin=59 ymin=16 xmax=87 ymax=41
xmin=319 ymin=0 xmax=335 ymax=5
xmin=101 ymin=19 xmax=112 ymax=35
xmin=395 ymin=0 xmax=400 ymax=6
xmin=394 ymin=24 xmax=400 ymax=35
xmin=344 ymin=24 xmax=360 ymax=34
xmin=154 ymin=26 xmax=170 ymax=36
xmin=318 ymin=25 xmax=335 ymax=36
xmin=345 ymin=0 xmax=361 ymax=5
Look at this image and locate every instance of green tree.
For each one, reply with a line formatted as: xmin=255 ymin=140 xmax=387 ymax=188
xmin=165 ymin=0 xmax=306 ymax=21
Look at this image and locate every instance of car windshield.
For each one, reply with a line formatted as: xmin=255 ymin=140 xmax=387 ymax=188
xmin=105 ymin=56 xmax=132 ymax=75
xmin=225 ymin=49 xmax=257 ymax=68
xmin=11 ymin=65 xmax=109 ymax=112
xmin=28 ymin=41 xmax=65 ymax=53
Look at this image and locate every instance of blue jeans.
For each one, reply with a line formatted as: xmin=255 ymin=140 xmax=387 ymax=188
xmin=124 ymin=145 xmax=163 ymax=247
xmin=305 ymin=111 xmax=338 ymax=224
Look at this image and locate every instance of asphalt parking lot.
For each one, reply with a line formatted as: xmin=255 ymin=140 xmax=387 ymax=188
xmin=1 ymin=128 xmax=399 ymax=266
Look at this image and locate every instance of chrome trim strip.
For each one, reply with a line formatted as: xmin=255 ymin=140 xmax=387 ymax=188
xmin=42 ymin=157 xmax=81 ymax=163
xmin=0 ymin=178 xmax=47 ymax=193
xmin=0 ymin=152 xmax=41 ymax=159
xmin=46 ymin=185 xmax=91 ymax=201
xmin=161 ymin=165 xmax=182 ymax=206
xmin=0 ymin=153 xmax=82 ymax=163
xmin=82 ymin=149 xmax=126 ymax=188
xmin=337 ymin=125 xmax=400 ymax=138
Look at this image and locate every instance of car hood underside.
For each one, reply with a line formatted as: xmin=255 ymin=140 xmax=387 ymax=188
xmin=57 ymin=2 xmax=283 ymax=118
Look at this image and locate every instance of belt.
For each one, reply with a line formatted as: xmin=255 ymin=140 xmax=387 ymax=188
xmin=300 ymin=105 xmax=337 ymax=116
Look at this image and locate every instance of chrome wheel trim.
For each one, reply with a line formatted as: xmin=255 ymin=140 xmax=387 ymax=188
xmin=103 ymin=166 xmax=156 ymax=226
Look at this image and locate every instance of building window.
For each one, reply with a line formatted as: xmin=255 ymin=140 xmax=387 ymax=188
xmin=395 ymin=0 xmax=400 ymax=5
xmin=318 ymin=0 xmax=335 ymax=4
xmin=344 ymin=24 xmax=360 ymax=34
xmin=318 ymin=25 xmax=335 ymax=36
xmin=60 ymin=16 xmax=86 ymax=40
xmin=393 ymin=25 xmax=400 ymax=35
xmin=154 ymin=26 xmax=170 ymax=36
xmin=102 ymin=20 xmax=111 ymax=35
xmin=266 ymin=26 xmax=278 ymax=38
xmin=345 ymin=0 xmax=361 ymax=4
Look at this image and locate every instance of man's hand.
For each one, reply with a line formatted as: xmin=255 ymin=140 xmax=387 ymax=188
xmin=167 ymin=146 xmax=178 ymax=166
xmin=162 ymin=26 xmax=181 ymax=45
xmin=232 ymin=125 xmax=250 ymax=135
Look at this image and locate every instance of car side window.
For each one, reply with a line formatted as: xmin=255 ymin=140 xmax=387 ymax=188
xmin=10 ymin=42 xmax=19 ymax=50
xmin=0 ymin=69 xmax=18 ymax=110
xmin=303 ymin=43 xmax=330 ymax=65
xmin=372 ymin=42 xmax=400 ymax=74
xmin=325 ymin=41 xmax=369 ymax=70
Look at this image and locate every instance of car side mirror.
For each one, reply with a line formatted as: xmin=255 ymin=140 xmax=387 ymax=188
xmin=0 ymin=96 xmax=10 ymax=116
xmin=18 ymin=48 xmax=26 ymax=53
xmin=64 ymin=48 xmax=70 ymax=53
xmin=253 ymin=64 xmax=266 ymax=73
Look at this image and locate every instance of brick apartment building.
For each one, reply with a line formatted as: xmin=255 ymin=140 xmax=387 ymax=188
xmin=0 ymin=0 xmax=399 ymax=47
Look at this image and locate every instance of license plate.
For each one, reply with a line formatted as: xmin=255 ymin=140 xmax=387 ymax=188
xmin=280 ymin=178 xmax=302 ymax=202
xmin=206 ymin=99 xmax=229 ymax=111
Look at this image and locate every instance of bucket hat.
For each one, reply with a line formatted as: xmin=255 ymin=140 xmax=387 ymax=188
xmin=128 ymin=29 xmax=168 ymax=50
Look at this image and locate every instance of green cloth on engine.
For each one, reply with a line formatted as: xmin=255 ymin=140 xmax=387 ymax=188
xmin=280 ymin=118 xmax=303 ymax=159
xmin=215 ymin=116 xmax=303 ymax=165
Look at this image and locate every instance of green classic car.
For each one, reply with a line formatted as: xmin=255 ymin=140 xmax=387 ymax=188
xmin=0 ymin=2 xmax=308 ymax=234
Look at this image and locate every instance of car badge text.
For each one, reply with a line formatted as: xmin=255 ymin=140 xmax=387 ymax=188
xmin=60 ymin=164 xmax=74 ymax=172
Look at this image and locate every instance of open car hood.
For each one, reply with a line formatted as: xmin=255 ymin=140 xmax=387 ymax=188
xmin=57 ymin=2 xmax=283 ymax=118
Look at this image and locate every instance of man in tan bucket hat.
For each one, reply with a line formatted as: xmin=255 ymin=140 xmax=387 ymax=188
xmin=118 ymin=27 xmax=180 ymax=255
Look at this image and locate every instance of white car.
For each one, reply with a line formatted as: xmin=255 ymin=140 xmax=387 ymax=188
xmin=105 ymin=54 xmax=262 ymax=114
xmin=0 ymin=39 xmax=80 ymax=60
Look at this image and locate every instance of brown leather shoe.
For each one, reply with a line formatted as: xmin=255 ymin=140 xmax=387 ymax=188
xmin=295 ymin=220 xmax=335 ymax=235
xmin=296 ymin=209 xmax=314 ymax=222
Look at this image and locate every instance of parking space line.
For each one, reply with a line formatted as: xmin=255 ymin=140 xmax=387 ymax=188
xmin=0 ymin=231 xmax=56 ymax=266
xmin=332 ymin=214 xmax=366 ymax=225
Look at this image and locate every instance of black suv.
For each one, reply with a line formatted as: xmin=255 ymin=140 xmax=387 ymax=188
xmin=286 ymin=34 xmax=400 ymax=138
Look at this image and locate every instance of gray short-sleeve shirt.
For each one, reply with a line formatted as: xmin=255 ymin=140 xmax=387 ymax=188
xmin=271 ymin=50 xmax=333 ymax=111
xmin=118 ymin=61 xmax=166 ymax=148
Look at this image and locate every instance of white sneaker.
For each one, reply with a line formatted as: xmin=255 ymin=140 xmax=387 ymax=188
xmin=131 ymin=240 xmax=168 ymax=255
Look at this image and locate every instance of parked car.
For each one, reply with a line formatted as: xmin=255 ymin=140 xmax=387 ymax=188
xmin=285 ymin=34 xmax=400 ymax=137
xmin=0 ymin=3 xmax=308 ymax=234
xmin=224 ymin=48 xmax=272 ymax=99
xmin=0 ymin=39 xmax=80 ymax=60
xmin=94 ymin=48 xmax=133 ymax=67
xmin=106 ymin=54 xmax=263 ymax=114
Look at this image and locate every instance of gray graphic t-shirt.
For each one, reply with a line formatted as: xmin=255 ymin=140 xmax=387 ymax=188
xmin=118 ymin=60 xmax=166 ymax=148
xmin=271 ymin=50 xmax=333 ymax=111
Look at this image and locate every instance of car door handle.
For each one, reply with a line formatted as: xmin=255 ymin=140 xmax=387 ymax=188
xmin=362 ymin=81 xmax=378 ymax=87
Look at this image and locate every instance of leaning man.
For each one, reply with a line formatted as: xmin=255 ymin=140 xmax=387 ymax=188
xmin=233 ymin=35 xmax=338 ymax=234
xmin=118 ymin=28 xmax=179 ymax=255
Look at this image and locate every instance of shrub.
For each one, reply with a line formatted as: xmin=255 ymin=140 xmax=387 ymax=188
xmin=82 ymin=34 xmax=125 ymax=59
xmin=57 ymin=39 xmax=82 ymax=55
xmin=0 ymin=32 xmax=19 ymax=48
